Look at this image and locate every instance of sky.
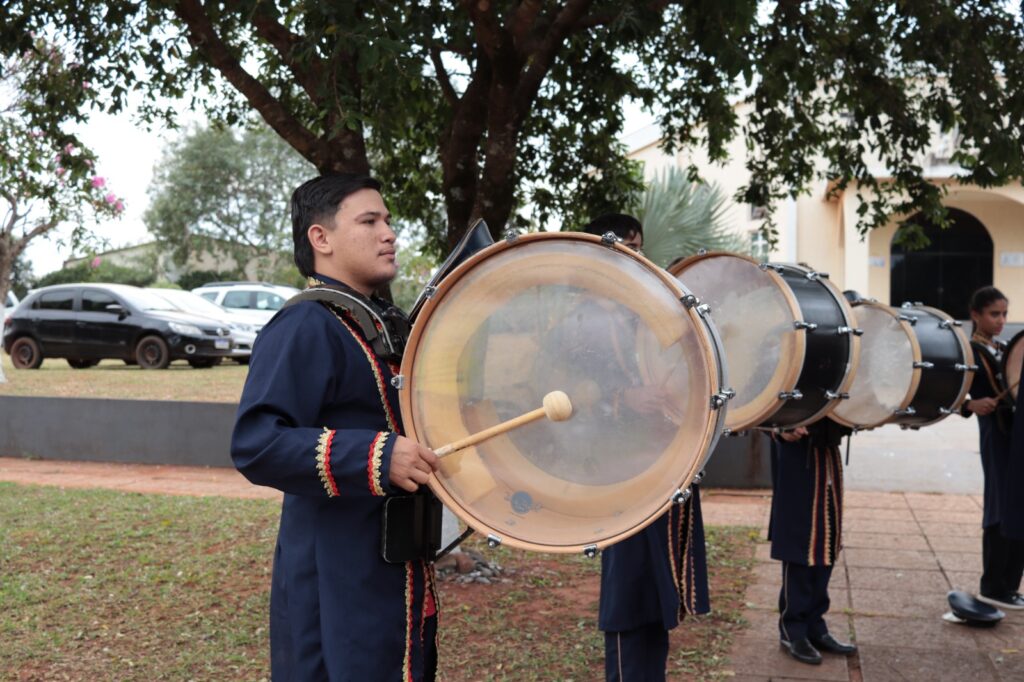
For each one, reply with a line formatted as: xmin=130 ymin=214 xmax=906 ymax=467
xmin=23 ymin=100 xmax=658 ymax=279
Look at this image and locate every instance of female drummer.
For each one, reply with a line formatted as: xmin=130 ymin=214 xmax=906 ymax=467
xmin=962 ymin=286 xmax=1024 ymax=610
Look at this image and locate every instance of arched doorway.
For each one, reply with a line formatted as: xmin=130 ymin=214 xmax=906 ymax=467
xmin=889 ymin=208 xmax=993 ymax=320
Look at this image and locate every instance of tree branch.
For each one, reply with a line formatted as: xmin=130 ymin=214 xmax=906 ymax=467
xmin=430 ymin=45 xmax=459 ymax=107
xmin=460 ymin=0 xmax=504 ymax=59
xmin=173 ymin=0 xmax=322 ymax=164
xmin=245 ymin=5 xmax=329 ymax=106
xmin=516 ymin=0 xmax=595 ymax=108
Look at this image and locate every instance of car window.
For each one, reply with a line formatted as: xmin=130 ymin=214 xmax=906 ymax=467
xmin=198 ymin=292 xmax=219 ymax=302
xmin=81 ymin=290 xmax=119 ymax=313
xmin=255 ymin=291 xmax=286 ymax=311
xmin=223 ymin=291 xmax=253 ymax=309
xmin=37 ymin=291 xmax=75 ymax=310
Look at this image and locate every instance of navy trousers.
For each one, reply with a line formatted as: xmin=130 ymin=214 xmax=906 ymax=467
xmin=604 ymin=623 xmax=670 ymax=682
xmin=981 ymin=525 xmax=1024 ymax=599
xmin=778 ymin=562 xmax=833 ymax=643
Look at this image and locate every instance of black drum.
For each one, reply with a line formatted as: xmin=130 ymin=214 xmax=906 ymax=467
xmin=668 ymin=255 xmax=859 ymax=431
xmin=1001 ymin=329 xmax=1024 ymax=401
xmin=893 ymin=304 xmax=974 ymax=427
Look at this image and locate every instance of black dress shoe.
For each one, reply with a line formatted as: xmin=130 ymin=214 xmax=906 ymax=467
xmin=780 ymin=637 xmax=822 ymax=665
xmin=810 ymin=632 xmax=857 ymax=655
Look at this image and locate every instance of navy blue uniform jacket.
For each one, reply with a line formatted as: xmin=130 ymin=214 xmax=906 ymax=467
xmin=598 ymin=486 xmax=710 ymax=632
xmin=232 ymin=287 xmax=436 ymax=681
xmin=768 ymin=419 xmax=847 ymax=566
xmin=966 ymin=341 xmax=1015 ymax=529
xmin=1004 ymin=360 xmax=1024 ymax=540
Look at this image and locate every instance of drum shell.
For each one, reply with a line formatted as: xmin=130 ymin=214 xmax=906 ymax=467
xmin=896 ymin=306 xmax=973 ymax=427
xmin=761 ymin=265 xmax=859 ymax=429
xmin=399 ymin=232 xmax=727 ymax=553
xmin=1001 ymin=329 xmax=1024 ymax=400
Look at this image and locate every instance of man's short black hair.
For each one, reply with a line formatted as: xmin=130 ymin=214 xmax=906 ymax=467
xmin=291 ymin=173 xmax=382 ymax=278
xmin=580 ymin=213 xmax=643 ymax=241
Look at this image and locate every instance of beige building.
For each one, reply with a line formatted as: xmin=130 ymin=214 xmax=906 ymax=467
xmin=626 ymin=106 xmax=1024 ymax=321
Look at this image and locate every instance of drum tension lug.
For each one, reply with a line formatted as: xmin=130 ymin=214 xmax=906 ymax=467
xmin=422 ymin=285 xmax=437 ymax=300
xmin=486 ymin=534 xmax=502 ymax=549
xmin=894 ymin=407 xmax=917 ymax=416
xmin=695 ymin=302 xmax=712 ymax=316
xmin=503 ymin=229 xmax=519 ymax=243
xmin=778 ymin=390 xmax=803 ymax=401
xmin=805 ymin=271 xmax=829 ymax=280
xmin=836 ymin=326 xmax=862 ymax=336
xmin=696 ymin=247 xmax=708 ymax=256
xmin=955 ymin=363 xmax=979 ymax=372
xmin=692 ymin=470 xmax=705 ymax=485
xmin=794 ymin=320 xmax=818 ymax=331
xmin=898 ymin=314 xmax=918 ymax=325
xmin=710 ymin=391 xmax=731 ymax=409
xmin=390 ymin=374 xmax=405 ymax=389
xmin=600 ymin=231 xmax=619 ymax=246
xmin=759 ymin=262 xmax=784 ymax=273
xmin=672 ymin=487 xmax=692 ymax=504
xmin=583 ymin=545 xmax=599 ymax=559
xmin=681 ymin=294 xmax=699 ymax=309
xmin=913 ymin=361 xmax=934 ymax=369
xmin=939 ymin=407 xmax=954 ymax=415
xmin=825 ymin=390 xmax=849 ymax=400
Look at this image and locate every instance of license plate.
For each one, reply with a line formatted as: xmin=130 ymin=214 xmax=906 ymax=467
xmin=215 ymin=339 xmax=230 ymax=350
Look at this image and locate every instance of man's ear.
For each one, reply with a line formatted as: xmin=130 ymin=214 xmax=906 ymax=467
xmin=308 ymin=223 xmax=333 ymax=256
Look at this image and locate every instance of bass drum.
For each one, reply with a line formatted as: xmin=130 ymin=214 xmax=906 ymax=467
xmin=669 ymin=253 xmax=859 ymax=431
xmin=1001 ymin=329 xmax=1024 ymax=401
xmin=893 ymin=304 xmax=974 ymax=427
xmin=399 ymin=232 xmax=727 ymax=554
xmin=830 ymin=299 xmax=922 ymax=430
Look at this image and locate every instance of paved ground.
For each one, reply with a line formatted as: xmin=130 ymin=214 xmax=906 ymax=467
xmin=2 ymin=414 xmax=1021 ymax=681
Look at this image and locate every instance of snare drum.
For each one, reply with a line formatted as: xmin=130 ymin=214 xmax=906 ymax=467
xmin=669 ymin=253 xmax=859 ymax=431
xmin=891 ymin=304 xmax=974 ymax=427
xmin=830 ymin=299 xmax=922 ymax=430
xmin=398 ymin=232 xmax=727 ymax=554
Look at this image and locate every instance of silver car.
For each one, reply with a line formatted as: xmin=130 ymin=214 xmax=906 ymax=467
xmin=147 ymin=288 xmax=259 ymax=364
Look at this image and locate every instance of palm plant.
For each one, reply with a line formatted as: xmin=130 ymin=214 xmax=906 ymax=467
xmin=637 ymin=166 xmax=746 ymax=268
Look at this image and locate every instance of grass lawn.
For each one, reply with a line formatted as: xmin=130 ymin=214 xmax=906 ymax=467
xmin=0 ymin=353 xmax=247 ymax=402
xmin=0 ymin=482 xmax=759 ymax=681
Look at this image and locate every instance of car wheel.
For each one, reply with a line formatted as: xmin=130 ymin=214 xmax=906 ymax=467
xmin=188 ymin=358 xmax=220 ymax=369
xmin=10 ymin=337 xmax=43 ymax=369
xmin=135 ymin=335 xmax=171 ymax=370
xmin=67 ymin=358 xmax=99 ymax=369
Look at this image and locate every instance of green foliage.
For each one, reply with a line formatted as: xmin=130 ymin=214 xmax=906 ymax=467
xmin=390 ymin=227 xmax=439 ymax=313
xmin=145 ymin=122 xmax=315 ymax=272
xmin=2 ymin=1 xmax=1024 ymax=253
xmin=638 ymin=167 xmax=745 ymax=269
xmin=174 ymin=269 xmax=244 ymax=292
xmin=9 ymin=253 xmax=33 ymax=298
xmin=35 ymin=261 xmax=155 ymax=288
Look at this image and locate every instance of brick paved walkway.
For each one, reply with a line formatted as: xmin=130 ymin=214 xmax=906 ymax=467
xmin=2 ymin=458 xmax=1021 ymax=680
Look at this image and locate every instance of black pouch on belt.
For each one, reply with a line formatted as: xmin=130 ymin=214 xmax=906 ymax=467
xmin=380 ymin=489 xmax=443 ymax=563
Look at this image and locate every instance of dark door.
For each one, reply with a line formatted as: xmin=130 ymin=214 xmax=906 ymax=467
xmin=32 ymin=289 xmax=77 ymax=355
xmin=76 ymin=289 xmax=135 ymax=358
xmin=890 ymin=208 xmax=993 ymax=320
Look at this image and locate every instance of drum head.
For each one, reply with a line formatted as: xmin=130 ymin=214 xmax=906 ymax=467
xmin=400 ymin=232 xmax=722 ymax=553
xmin=1004 ymin=331 xmax=1024 ymax=401
xmin=669 ymin=253 xmax=803 ymax=431
xmin=831 ymin=302 xmax=920 ymax=429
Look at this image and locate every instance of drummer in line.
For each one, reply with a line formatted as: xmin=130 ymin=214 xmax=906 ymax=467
xmin=961 ymin=286 xmax=1024 ymax=610
xmin=769 ymin=417 xmax=857 ymax=665
xmin=581 ymin=214 xmax=711 ymax=681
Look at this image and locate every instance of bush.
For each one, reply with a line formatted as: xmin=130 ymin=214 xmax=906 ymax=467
xmin=35 ymin=262 xmax=156 ymax=288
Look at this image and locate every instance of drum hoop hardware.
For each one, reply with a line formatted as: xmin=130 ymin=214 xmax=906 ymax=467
xmin=600 ymin=231 xmax=619 ymax=246
xmin=804 ymin=271 xmax=829 ymax=280
xmin=778 ymin=390 xmax=804 ymax=400
xmin=390 ymin=374 xmax=405 ymax=389
xmin=696 ymin=247 xmax=708 ymax=256
xmin=794 ymin=320 xmax=818 ymax=331
xmin=898 ymin=314 xmax=918 ymax=325
xmin=422 ymin=285 xmax=437 ymax=300
xmin=681 ymin=294 xmax=698 ymax=308
xmin=836 ymin=326 xmax=864 ymax=336
xmin=901 ymin=301 xmax=924 ymax=308
xmin=672 ymin=487 xmax=693 ymax=504
xmin=486 ymin=534 xmax=502 ymax=548
xmin=939 ymin=407 xmax=954 ymax=415
xmin=759 ymin=263 xmax=785 ymax=273
xmin=913 ymin=361 xmax=935 ymax=369
xmin=894 ymin=407 xmax=917 ymax=416
xmin=955 ymin=363 xmax=979 ymax=372
xmin=939 ymin=319 xmax=963 ymax=329
xmin=824 ymin=390 xmax=850 ymax=400
xmin=583 ymin=545 xmax=598 ymax=558
xmin=710 ymin=390 xmax=734 ymax=409
xmin=692 ymin=470 xmax=705 ymax=485
xmin=503 ymin=229 xmax=519 ymax=243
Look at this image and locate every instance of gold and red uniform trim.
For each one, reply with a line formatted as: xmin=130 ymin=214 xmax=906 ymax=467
xmin=368 ymin=431 xmax=389 ymax=496
xmin=403 ymin=563 xmax=414 ymax=681
xmin=315 ymin=427 xmax=339 ymax=497
xmin=328 ymin=308 xmax=401 ymax=433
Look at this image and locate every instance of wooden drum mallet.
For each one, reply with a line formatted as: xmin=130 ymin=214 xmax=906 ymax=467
xmin=434 ymin=390 xmax=573 ymax=458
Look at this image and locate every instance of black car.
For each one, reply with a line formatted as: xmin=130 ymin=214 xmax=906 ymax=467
xmin=2 ymin=283 xmax=235 ymax=369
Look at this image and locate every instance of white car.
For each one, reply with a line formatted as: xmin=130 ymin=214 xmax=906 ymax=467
xmin=148 ymin=288 xmax=259 ymax=364
xmin=192 ymin=282 xmax=299 ymax=325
